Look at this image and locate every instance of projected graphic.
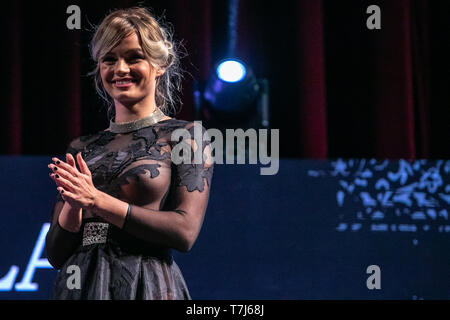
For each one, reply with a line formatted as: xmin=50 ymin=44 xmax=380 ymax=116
xmin=0 ymin=223 xmax=52 ymax=292
xmin=308 ymin=159 xmax=450 ymax=234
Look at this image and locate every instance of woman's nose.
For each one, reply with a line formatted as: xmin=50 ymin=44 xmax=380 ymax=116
xmin=115 ymin=59 xmax=130 ymax=73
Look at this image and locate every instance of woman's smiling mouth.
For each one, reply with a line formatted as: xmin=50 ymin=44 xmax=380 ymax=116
xmin=111 ymin=78 xmax=136 ymax=88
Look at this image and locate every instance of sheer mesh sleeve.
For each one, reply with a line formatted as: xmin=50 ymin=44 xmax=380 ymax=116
xmin=171 ymin=122 xmax=214 ymax=192
xmin=122 ymin=121 xmax=214 ymax=252
xmin=46 ymin=138 xmax=83 ymax=269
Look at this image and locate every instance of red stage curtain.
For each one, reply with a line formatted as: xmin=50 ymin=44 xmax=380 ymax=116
xmin=1 ymin=0 xmax=448 ymax=159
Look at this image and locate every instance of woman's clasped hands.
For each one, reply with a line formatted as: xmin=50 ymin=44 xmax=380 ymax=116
xmin=48 ymin=152 xmax=99 ymax=210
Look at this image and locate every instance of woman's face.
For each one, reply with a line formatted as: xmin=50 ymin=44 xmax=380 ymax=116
xmin=99 ymin=32 xmax=163 ymax=106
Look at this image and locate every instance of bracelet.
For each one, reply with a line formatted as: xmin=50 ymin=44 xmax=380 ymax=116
xmin=122 ymin=203 xmax=132 ymax=230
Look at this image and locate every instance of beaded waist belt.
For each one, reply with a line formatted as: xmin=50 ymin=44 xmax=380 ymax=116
xmin=80 ymin=221 xmax=172 ymax=260
xmin=82 ymin=222 xmax=109 ymax=246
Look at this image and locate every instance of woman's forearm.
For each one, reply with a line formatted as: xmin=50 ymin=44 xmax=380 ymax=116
xmin=92 ymin=190 xmax=194 ymax=252
xmin=45 ymin=202 xmax=82 ymax=269
xmin=58 ymin=202 xmax=83 ymax=232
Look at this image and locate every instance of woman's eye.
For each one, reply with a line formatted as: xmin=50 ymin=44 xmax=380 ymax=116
xmin=130 ymin=55 xmax=144 ymax=62
xmin=101 ymin=55 xmax=144 ymax=64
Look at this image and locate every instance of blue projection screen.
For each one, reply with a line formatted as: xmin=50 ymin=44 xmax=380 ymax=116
xmin=0 ymin=156 xmax=448 ymax=299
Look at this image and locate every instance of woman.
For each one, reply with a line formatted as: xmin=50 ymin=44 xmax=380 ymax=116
xmin=45 ymin=6 xmax=214 ymax=300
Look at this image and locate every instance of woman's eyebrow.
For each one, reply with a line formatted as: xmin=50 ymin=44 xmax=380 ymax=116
xmin=107 ymin=48 xmax=142 ymax=54
xmin=103 ymin=48 xmax=144 ymax=57
xmin=124 ymin=48 xmax=144 ymax=54
xmin=104 ymin=49 xmax=143 ymax=57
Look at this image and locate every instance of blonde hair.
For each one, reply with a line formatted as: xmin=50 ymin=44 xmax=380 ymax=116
xmin=89 ymin=6 xmax=183 ymax=121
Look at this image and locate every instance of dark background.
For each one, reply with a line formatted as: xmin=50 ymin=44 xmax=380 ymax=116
xmin=0 ymin=0 xmax=449 ymax=159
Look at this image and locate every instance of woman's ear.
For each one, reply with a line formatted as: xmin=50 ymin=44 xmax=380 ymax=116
xmin=156 ymin=68 xmax=166 ymax=78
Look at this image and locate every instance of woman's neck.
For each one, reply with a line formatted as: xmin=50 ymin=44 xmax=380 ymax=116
xmin=113 ymin=96 xmax=158 ymax=123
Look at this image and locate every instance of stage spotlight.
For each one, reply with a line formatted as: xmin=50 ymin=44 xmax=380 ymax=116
xmin=217 ymin=59 xmax=246 ymax=83
xmin=203 ymin=59 xmax=259 ymax=121
xmin=194 ymin=58 xmax=270 ymax=131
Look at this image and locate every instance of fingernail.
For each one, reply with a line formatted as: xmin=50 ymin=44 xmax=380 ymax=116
xmin=53 ymin=167 xmax=58 ymax=171
xmin=55 ymin=174 xmax=59 ymax=178
xmin=56 ymin=160 xmax=60 ymax=165
xmin=60 ymin=189 xmax=64 ymax=194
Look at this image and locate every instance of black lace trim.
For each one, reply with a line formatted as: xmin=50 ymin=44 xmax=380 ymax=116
xmin=174 ymin=164 xmax=214 ymax=192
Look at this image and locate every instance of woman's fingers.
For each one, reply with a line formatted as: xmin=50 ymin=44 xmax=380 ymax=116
xmin=49 ymin=172 xmax=76 ymax=191
xmin=48 ymin=165 xmax=73 ymax=183
xmin=51 ymin=156 xmax=79 ymax=177
xmin=48 ymin=163 xmax=71 ymax=180
xmin=66 ymin=153 xmax=76 ymax=168
xmin=57 ymin=187 xmax=75 ymax=201
xmin=77 ymin=152 xmax=91 ymax=176
xmin=49 ymin=172 xmax=62 ymax=186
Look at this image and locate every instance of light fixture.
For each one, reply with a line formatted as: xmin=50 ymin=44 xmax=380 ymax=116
xmin=216 ymin=59 xmax=247 ymax=83
xmin=202 ymin=58 xmax=259 ymax=122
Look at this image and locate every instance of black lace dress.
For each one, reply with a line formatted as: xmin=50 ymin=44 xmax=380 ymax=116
xmin=45 ymin=118 xmax=214 ymax=300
